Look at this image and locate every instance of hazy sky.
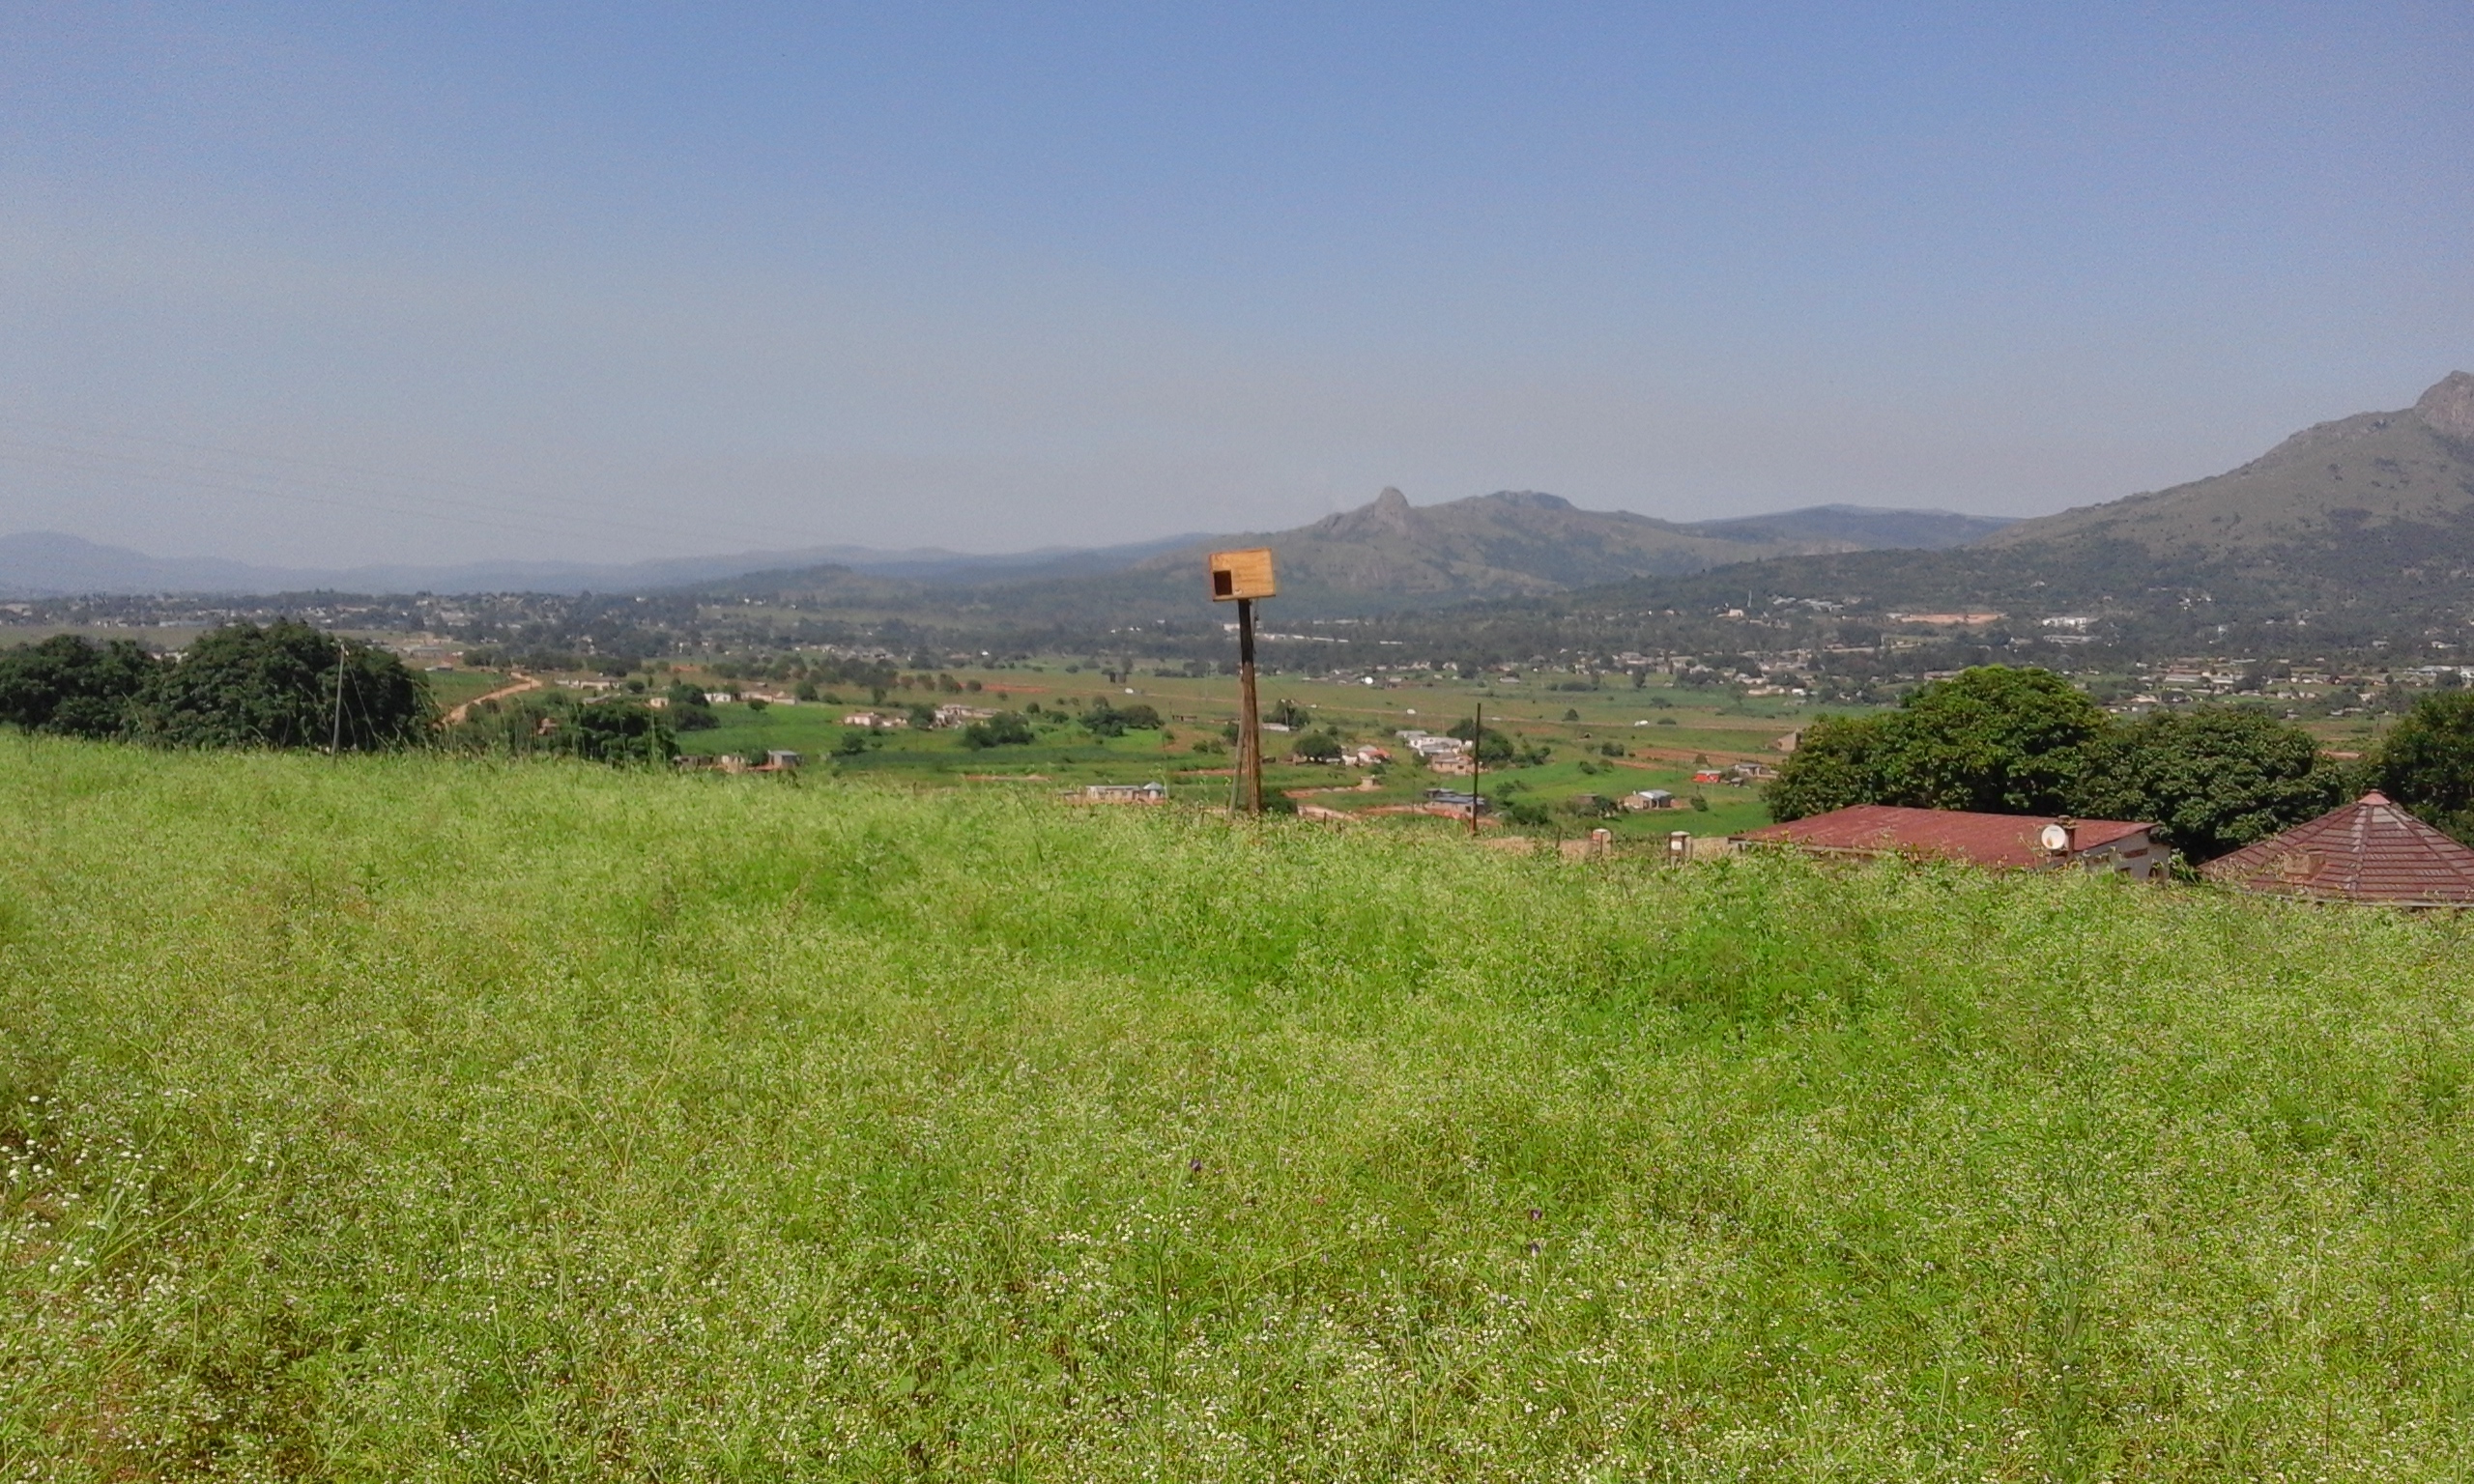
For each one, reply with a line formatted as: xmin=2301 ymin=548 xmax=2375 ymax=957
xmin=5 ymin=3 xmax=2470 ymax=565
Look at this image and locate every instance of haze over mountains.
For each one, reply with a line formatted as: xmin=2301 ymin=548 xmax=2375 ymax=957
xmin=0 ymin=530 xmax=1209 ymax=601
xmin=14 ymin=372 xmax=2469 ymax=647
xmin=1 ymin=498 xmax=2005 ymax=605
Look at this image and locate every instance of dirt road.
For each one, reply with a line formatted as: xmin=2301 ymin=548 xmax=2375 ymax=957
xmin=442 ymin=671 xmax=541 ymax=727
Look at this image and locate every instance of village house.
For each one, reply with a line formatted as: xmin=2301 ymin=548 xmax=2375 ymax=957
xmin=1622 ymin=788 xmax=1676 ymax=811
xmin=1733 ymin=806 xmax=2163 ymax=878
xmin=2201 ymin=792 xmax=2474 ymax=907
xmin=934 ymin=702 xmax=995 ymax=728
xmin=841 ymin=710 xmax=906 ymax=728
xmin=1079 ymin=782 xmax=1167 ymax=805
xmin=1340 ymin=744 xmax=1391 ymax=768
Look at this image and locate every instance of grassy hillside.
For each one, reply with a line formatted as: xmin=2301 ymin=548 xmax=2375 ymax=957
xmin=1983 ymin=371 xmax=2474 ymax=561
xmin=6 ymin=740 xmax=2474 ymax=1478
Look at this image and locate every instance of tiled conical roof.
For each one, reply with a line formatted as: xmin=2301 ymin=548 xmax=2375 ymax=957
xmin=2201 ymin=792 xmax=2474 ymax=905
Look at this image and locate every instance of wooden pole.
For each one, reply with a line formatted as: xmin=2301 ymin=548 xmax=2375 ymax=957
xmin=1236 ymin=597 xmax=1263 ymax=816
xmin=330 ymin=638 xmax=348 ymax=756
xmin=1469 ymin=699 xmax=1482 ymax=836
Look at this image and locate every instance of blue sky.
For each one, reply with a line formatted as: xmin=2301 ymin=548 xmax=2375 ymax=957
xmin=4 ymin=2 xmax=2469 ymax=564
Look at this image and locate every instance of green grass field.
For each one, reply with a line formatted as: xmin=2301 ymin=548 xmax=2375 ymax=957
xmin=637 ymin=664 xmax=1793 ymax=837
xmin=7 ymin=737 xmax=2474 ymax=1479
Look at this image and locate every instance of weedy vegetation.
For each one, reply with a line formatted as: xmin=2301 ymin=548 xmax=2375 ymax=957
xmin=4 ymin=736 xmax=2473 ymax=1479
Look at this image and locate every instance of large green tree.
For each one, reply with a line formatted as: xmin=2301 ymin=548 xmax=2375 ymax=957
xmin=129 ymin=619 xmax=431 ymax=751
xmin=1765 ymin=667 xmax=2111 ymax=820
xmin=2079 ymin=706 xmax=2348 ymax=860
xmin=0 ymin=634 xmax=160 ymax=738
xmin=2375 ymin=691 xmax=2474 ymax=842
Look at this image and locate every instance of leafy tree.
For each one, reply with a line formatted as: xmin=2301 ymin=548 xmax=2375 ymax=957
xmin=1291 ymin=728 xmax=1343 ymax=762
xmin=0 ymin=634 xmax=160 ymax=737
xmin=1266 ymin=699 xmax=1310 ymax=729
xmin=1080 ymin=700 xmax=1163 ymax=737
xmin=566 ymin=702 xmax=677 ymax=765
xmin=2078 ymin=706 xmax=2347 ymax=860
xmin=662 ymin=682 xmax=719 ymax=731
xmin=1761 ymin=713 xmax=1894 ymax=821
xmin=129 ymin=620 xmax=430 ymax=751
xmin=1879 ymin=667 xmax=2110 ymax=813
xmin=1444 ymin=718 xmax=1516 ymax=764
xmin=961 ymin=712 xmax=1035 ymax=749
xmin=2376 ymin=691 xmax=2474 ymax=842
xmin=1764 ymin=666 xmax=2109 ymax=820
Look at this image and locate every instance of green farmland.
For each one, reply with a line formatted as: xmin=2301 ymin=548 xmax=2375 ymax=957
xmin=535 ymin=661 xmax=1796 ymax=836
xmin=7 ymin=737 xmax=2474 ymax=1478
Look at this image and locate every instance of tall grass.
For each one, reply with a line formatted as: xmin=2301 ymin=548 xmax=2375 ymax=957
xmin=4 ymin=735 xmax=2473 ymax=1480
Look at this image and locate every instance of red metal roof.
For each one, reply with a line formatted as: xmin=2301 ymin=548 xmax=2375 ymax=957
xmin=2200 ymin=792 xmax=2474 ymax=905
xmin=1733 ymin=805 xmax=2151 ymax=869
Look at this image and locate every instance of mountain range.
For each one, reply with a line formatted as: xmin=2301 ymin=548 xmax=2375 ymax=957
xmin=0 ymin=499 xmax=2006 ymax=604
xmin=703 ymin=494 xmax=2015 ymax=620
xmin=0 ymin=529 xmax=1215 ymax=601
xmin=15 ymin=371 xmax=2466 ymax=649
xmin=1557 ymin=372 xmax=2474 ymax=642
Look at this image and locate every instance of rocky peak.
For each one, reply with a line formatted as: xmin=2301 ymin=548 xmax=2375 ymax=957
xmin=1323 ymin=486 xmax=1416 ymax=540
xmin=2416 ymin=371 xmax=2474 ymax=442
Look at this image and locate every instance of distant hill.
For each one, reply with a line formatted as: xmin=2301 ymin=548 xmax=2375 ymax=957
xmin=5 ymin=487 xmax=2010 ymax=614
xmin=1984 ymin=370 xmax=2474 ymax=564
xmin=1684 ymin=503 xmax=2013 ymax=550
xmin=1561 ymin=372 xmax=2474 ymax=647
xmin=725 ymin=489 xmax=2018 ymax=620
xmin=0 ymin=530 xmax=1201 ymax=599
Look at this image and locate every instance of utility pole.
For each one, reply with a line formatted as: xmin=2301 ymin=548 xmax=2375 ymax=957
xmin=330 ymin=637 xmax=348 ymax=756
xmin=1469 ymin=699 xmax=1482 ymax=836
xmin=1208 ymin=548 xmax=1277 ymax=817
xmin=1235 ymin=598 xmax=1263 ymax=815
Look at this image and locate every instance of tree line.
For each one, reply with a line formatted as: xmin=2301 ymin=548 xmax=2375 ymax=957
xmin=0 ymin=622 xmax=677 ymax=765
xmin=0 ymin=622 xmax=431 ymax=751
xmin=1767 ymin=666 xmax=2474 ymax=861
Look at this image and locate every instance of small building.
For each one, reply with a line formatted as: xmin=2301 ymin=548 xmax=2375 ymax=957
xmin=1079 ymin=782 xmax=1167 ymax=805
xmin=1624 ymin=789 xmax=1676 ymax=811
xmin=1341 ymin=744 xmax=1391 ymax=767
xmin=935 ymin=702 xmax=995 ymax=728
xmin=1422 ymin=789 xmax=1490 ymax=814
xmin=842 ymin=710 xmax=906 ymax=728
xmin=760 ymin=750 xmax=803 ymax=771
xmin=2200 ymin=792 xmax=2474 ymax=906
xmin=1691 ymin=769 xmax=1726 ymax=785
xmin=1771 ymin=729 xmax=1803 ymax=754
xmin=1733 ymin=806 xmax=2162 ymax=878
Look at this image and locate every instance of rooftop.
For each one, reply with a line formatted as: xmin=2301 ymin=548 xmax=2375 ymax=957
xmin=1734 ymin=805 xmax=2150 ymax=870
xmin=2201 ymin=792 xmax=2474 ymax=906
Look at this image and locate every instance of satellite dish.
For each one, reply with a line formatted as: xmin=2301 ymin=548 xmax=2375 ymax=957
xmin=2039 ymin=823 xmax=2072 ymax=853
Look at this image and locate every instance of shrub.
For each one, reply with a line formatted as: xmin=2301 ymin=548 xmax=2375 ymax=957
xmin=962 ymin=712 xmax=1036 ymax=749
xmin=127 ymin=620 xmax=430 ymax=751
xmin=0 ymin=634 xmax=160 ymax=738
